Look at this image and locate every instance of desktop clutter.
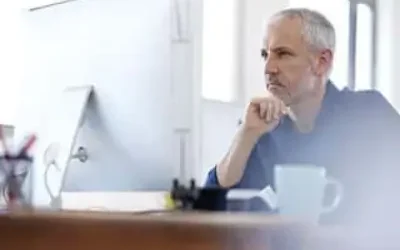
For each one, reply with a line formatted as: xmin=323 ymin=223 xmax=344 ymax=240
xmin=169 ymin=179 xmax=274 ymax=212
xmin=0 ymin=123 xmax=267 ymax=213
xmin=169 ymin=179 xmax=229 ymax=211
xmin=0 ymin=125 xmax=37 ymax=210
xmin=0 ymin=125 xmax=260 ymax=213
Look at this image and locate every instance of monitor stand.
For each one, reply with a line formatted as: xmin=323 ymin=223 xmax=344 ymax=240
xmin=32 ymin=85 xmax=93 ymax=209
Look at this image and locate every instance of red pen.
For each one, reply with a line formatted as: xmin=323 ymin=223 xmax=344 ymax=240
xmin=16 ymin=134 xmax=37 ymax=157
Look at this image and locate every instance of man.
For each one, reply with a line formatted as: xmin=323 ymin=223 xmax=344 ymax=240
xmin=205 ymin=8 xmax=400 ymax=225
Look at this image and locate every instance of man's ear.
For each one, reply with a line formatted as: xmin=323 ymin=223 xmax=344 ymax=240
xmin=314 ymin=49 xmax=333 ymax=76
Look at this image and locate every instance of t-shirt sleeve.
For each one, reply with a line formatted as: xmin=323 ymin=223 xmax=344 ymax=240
xmin=204 ymin=166 xmax=221 ymax=187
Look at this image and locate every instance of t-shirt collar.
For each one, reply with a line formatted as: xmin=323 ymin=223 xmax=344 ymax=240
xmin=278 ymin=80 xmax=340 ymax=130
xmin=315 ymin=79 xmax=340 ymax=123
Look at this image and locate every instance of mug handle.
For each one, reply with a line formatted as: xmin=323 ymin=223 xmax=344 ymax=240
xmin=321 ymin=177 xmax=343 ymax=214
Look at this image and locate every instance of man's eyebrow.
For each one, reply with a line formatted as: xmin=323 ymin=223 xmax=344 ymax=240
xmin=261 ymin=46 xmax=294 ymax=55
xmin=270 ymin=46 xmax=293 ymax=52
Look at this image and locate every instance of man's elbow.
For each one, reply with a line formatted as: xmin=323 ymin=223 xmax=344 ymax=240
xmin=204 ymin=166 xmax=236 ymax=188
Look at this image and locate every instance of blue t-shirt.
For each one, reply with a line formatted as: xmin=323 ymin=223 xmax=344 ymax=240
xmin=205 ymin=81 xmax=400 ymax=224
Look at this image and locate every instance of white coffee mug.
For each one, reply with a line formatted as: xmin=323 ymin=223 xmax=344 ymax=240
xmin=274 ymin=164 xmax=343 ymax=223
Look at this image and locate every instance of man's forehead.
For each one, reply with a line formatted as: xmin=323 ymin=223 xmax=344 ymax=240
xmin=262 ymin=16 xmax=303 ymax=49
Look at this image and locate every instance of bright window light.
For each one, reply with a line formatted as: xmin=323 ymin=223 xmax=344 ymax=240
xmin=201 ymin=0 xmax=239 ymax=102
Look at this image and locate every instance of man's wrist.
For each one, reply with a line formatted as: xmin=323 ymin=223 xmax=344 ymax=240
xmin=238 ymin=125 xmax=264 ymax=143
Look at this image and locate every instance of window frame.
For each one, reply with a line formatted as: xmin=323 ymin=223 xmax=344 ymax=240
xmin=348 ymin=0 xmax=377 ymax=90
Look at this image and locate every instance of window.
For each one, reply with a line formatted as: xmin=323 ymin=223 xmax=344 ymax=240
xmin=354 ymin=2 xmax=375 ymax=90
xmin=201 ymin=0 xmax=240 ymax=102
xmin=289 ymin=0 xmax=376 ymax=90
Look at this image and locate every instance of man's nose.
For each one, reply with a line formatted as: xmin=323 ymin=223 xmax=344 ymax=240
xmin=264 ymin=57 xmax=278 ymax=75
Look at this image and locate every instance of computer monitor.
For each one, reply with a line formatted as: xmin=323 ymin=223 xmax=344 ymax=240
xmin=17 ymin=0 xmax=180 ymax=207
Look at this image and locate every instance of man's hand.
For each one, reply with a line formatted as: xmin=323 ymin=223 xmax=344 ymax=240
xmin=243 ymin=94 xmax=288 ymax=136
xmin=215 ymin=93 xmax=288 ymax=188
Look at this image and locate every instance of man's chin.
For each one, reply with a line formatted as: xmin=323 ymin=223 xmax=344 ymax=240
xmin=267 ymin=88 xmax=289 ymax=103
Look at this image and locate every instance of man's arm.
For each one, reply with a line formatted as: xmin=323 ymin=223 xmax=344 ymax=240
xmin=213 ymin=127 xmax=262 ymax=188
xmin=204 ymin=129 xmax=276 ymax=211
xmin=204 ymin=127 xmax=260 ymax=188
xmin=206 ymin=95 xmax=287 ymax=188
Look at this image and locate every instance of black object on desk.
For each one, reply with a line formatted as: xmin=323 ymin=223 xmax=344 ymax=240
xmin=170 ymin=179 xmax=274 ymax=212
xmin=170 ymin=179 xmax=227 ymax=211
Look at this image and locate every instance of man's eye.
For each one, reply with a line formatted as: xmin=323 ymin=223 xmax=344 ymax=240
xmin=277 ymin=51 xmax=290 ymax=57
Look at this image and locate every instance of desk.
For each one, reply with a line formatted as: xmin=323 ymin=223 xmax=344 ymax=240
xmin=0 ymin=210 xmax=398 ymax=250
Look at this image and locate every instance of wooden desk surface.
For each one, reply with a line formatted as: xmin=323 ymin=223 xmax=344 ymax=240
xmin=0 ymin=209 xmax=398 ymax=250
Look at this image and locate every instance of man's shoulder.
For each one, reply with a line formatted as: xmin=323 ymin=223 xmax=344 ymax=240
xmin=337 ymin=87 xmax=400 ymax=122
xmin=339 ymin=87 xmax=386 ymax=104
xmin=338 ymin=88 xmax=395 ymax=112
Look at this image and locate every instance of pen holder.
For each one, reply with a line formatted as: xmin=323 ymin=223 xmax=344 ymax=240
xmin=0 ymin=155 xmax=33 ymax=209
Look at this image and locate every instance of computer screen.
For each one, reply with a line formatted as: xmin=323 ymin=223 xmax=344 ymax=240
xmin=17 ymin=0 xmax=179 ymax=207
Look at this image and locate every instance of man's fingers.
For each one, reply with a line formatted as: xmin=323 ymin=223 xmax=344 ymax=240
xmin=269 ymin=99 xmax=286 ymax=121
xmin=268 ymin=101 xmax=275 ymax=122
xmin=251 ymin=96 xmax=288 ymax=122
xmin=267 ymin=100 xmax=279 ymax=122
xmin=270 ymin=101 xmax=278 ymax=121
xmin=273 ymin=101 xmax=281 ymax=120
xmin=259 ymin=102 xmax=267 ymax=120
xmin=280 ymin=101 xmax=289 ymax=115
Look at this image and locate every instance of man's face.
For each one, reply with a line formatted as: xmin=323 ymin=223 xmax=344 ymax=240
xmin=262 ymin=16 xmax=330 ymax=106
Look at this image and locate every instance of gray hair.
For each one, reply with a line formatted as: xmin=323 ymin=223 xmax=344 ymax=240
xmin=270 ymin=8 xmax=336 ymax=53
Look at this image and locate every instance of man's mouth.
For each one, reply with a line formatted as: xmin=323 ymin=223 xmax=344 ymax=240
xmin=268 ymin=82 xmax=284 ymax=88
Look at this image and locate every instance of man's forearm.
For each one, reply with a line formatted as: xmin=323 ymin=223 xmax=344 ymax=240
xmin=216 ymin=127 xmax=261 ymax=188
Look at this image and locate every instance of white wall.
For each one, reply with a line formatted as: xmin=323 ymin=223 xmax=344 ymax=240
xmin=0 ymin=3 xmax=23 ymax=125
xmin=200 ymin=101 xmax=243 ymax=181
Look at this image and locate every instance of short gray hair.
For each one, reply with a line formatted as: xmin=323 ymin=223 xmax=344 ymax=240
xmin=271 ymin=8 xmax=336 ymax=53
